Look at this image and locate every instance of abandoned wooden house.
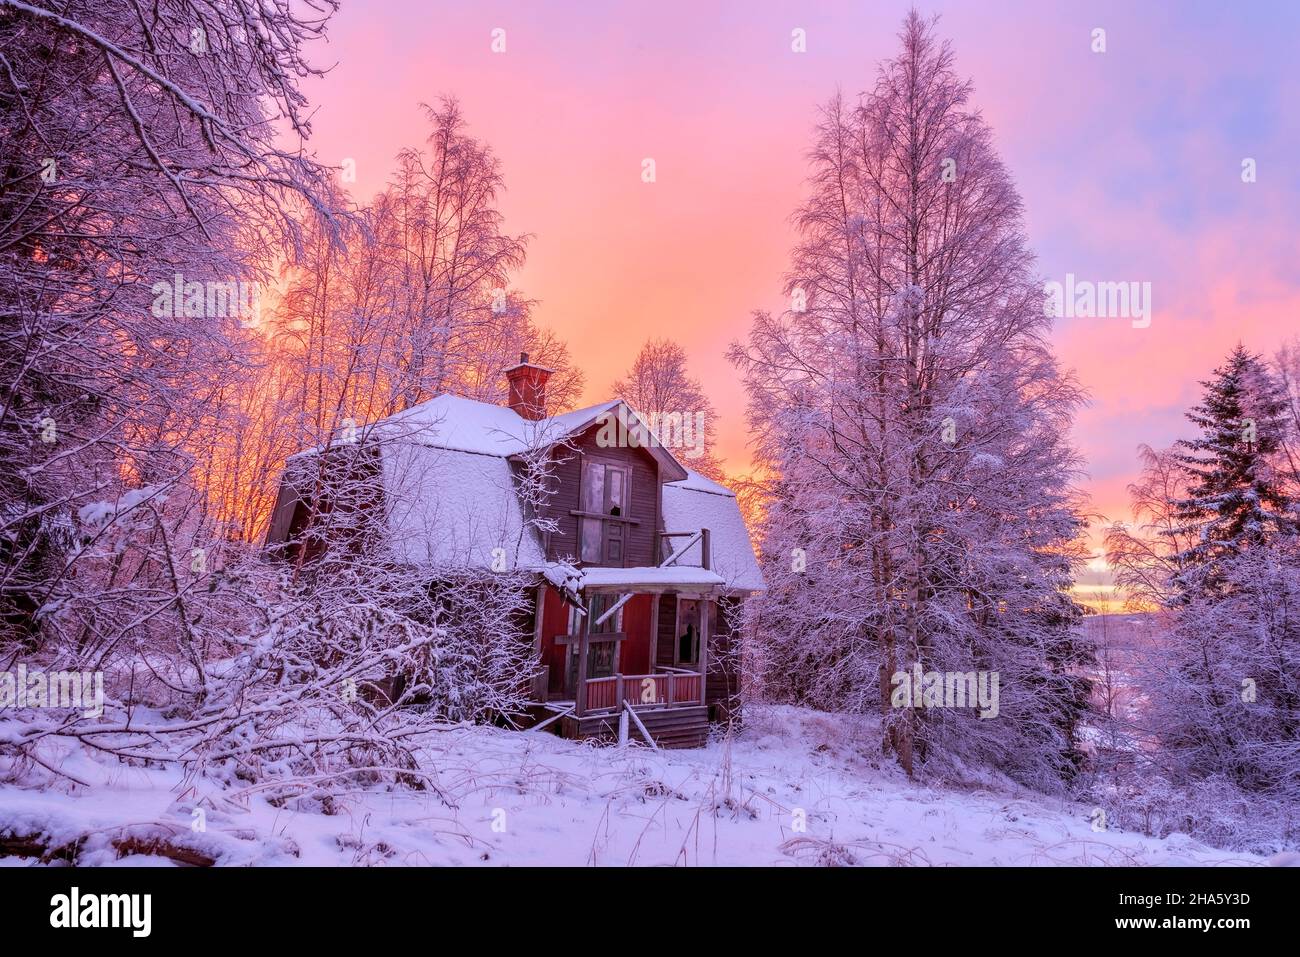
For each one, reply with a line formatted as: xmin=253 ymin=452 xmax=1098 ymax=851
xmin=265 ymin=355 xmax=765 ymax=748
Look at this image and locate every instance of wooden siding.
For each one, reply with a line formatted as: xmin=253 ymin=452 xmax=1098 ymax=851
xmin=539 ymin=586 xmax=572 ymax=696
xmin=656 ymin=594 xmax=678 ymax=668
xmin=560 ymin=705 xmax=709 ymax=749
xmin=618 ymin=594 xmax=654 ymax=674
xmin=272 ymin=446 xmax=386 ymax=566
xmin=538 ymin=423 xmax=661 ymax=567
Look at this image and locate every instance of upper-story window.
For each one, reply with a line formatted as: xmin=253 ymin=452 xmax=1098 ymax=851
xmin=579 ymin=460 xmax=631 ymax=564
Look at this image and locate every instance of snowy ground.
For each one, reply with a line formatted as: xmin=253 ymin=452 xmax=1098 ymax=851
xmin=0 ymin=705 xmax=1268 ymax=867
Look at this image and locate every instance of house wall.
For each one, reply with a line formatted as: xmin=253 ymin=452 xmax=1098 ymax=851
xmin=539 ymin=423 xmax=661 ymax=567
xmin=539 ymin=586 xmax=571 ymax=696
xmin=270 ymin=446 xmax=387 ymax=564
xmin=535 ymin=587 xmax=656 ymax=698
xmin=618 ymin=595 xmax=654 ymax=674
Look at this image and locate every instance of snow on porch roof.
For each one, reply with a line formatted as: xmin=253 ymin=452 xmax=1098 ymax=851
xmin=661 ymin=477 xmax=765 ymax=593
xmin=564 ymin=565 xmax=726 ymax=590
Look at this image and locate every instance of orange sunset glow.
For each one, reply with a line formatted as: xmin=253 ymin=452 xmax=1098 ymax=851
xmin=7 ymin=0 xmax=1300 ymax=885
xmin=289 ymin=0 xmax=1300 ymax=596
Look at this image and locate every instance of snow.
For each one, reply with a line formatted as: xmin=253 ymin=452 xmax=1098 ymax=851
xmin=662 ymin=473 xmax=764 ymax=592
xmin=76 ymin=484 xmax=166 ymax=529
xmin=569 ymin=565 xmax=725 ymax=589
xmin=0 ymin=706 xmax=1265 ymax=867
xmin=669 ymin=470 xmax=733 ymax=495
xmin=381 ymin=444 xmax=546 ymax=571
xmin=373 ymin=394 xmax=621 ymax=458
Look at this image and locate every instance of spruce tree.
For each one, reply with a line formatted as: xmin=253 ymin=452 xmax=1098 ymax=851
xmin=1169 ymin=345 xmax=1297 ymax=594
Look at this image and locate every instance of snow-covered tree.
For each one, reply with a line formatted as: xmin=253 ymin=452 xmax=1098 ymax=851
xmin=1272 ymin=336 xmax=1300 ymax=443
xmin=1168 ymin=345 xmax=1298 ymax=592
xmin=1105 ymin=445 xmax=1194 ymax=609
xmin=1109 ymin=346 xmax=1300 ymax=801
xmin=730 ymin=12 xmax=1092 ymax=787
xmin=612 ymin=337 xmax=726 ymax=481
xmin=0 ymin=0 xmax=338 ymax=656
xmin=1147 ymin=542 xmax=1300 ymax=800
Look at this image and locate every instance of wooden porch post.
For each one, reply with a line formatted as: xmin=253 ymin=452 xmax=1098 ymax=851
xmin=575 ymin=594 xmax=592 ymax=717
xmin=697 ymin=596 xmax=710 ymax=706
xmin=648 ymin=593 xmax=661 ymax=672
xmin=531 ymin=583 xmax=546 ymax=702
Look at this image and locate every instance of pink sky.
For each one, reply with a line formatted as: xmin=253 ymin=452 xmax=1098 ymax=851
xmin=298 ymin=0 xmax=1300 ymax=577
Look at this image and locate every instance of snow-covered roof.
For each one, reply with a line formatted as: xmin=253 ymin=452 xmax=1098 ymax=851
xmin=662 ymin=475 xmax=765 ymax=592
xmin=568 ymin=565 xmax=726 ymax=590
xmin=278 ymin=392 xmax=763 ymax=591
xmin=371 ymin=393 xmax=622 ymax=458
xmin=380 ymin=443 xmax=546 ymax=571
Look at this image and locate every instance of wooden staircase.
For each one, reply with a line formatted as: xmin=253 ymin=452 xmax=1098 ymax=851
xmin=559 ymin=704 xmax=710 ymax=749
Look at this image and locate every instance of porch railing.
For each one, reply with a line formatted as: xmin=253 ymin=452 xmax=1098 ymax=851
xmin=584 ymin=671 xmax=703 ymax=713
xmin=659 ymin=528 xmax=711 ymax=570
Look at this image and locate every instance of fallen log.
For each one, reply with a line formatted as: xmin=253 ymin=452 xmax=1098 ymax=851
xmin=1 ymin=829 xmax=216 ymax=866
xmin=0 ymin=832 xmax=83 ymax=864
xmin=112 ymin=836 xmax=216 ymax=867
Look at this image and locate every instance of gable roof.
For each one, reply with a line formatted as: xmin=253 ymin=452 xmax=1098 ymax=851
xmin=273 ymin=392 xmax=763 ymax=592
xmin=366 ymin=393 xmax=690 ymax=483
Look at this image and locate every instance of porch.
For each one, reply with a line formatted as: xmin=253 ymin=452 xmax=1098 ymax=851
xmin=528 ymin=550 xmax=724 ymax=747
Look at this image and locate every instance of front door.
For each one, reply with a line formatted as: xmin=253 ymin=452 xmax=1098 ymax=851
xmin=567 ymin=639 xmax=616 ymax=695
xmin=563 ymin=593 xmax=622 ymax=698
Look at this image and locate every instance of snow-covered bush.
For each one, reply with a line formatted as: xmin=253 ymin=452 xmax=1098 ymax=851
xmin=1098 ymin=774 xmax=1300 ymax=856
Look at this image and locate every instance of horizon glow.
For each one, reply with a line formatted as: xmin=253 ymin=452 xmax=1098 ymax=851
xmin=296 ymin=0 xmax=1300 ymax=599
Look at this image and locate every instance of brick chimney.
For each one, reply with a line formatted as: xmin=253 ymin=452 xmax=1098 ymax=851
xmin=504 ymin=352 xmax=554 ymax=421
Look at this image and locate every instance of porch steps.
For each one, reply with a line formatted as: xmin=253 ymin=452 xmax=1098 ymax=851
xmin=559 ymin=705 xmax=710 ymax=749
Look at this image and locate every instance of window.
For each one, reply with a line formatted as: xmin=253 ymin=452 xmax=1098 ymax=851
xmin=579 ymin=460 xmax=631 ymax=564
xmin=676 ymin=598 xmax=700 ymax=665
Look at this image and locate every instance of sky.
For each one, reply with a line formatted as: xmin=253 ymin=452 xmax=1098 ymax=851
xmin=296 ymin=0 xmax=1300 ymax=594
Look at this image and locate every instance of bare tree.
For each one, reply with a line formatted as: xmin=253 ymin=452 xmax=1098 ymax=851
xmin=1105 ymin=445 xmax=1194 ymax=609
xmin=0 ymin=0 xmax=339 ymax=660
xmin=730 ymin=12 xmax=1092 ymax=788
xmin=612 ymin=337 xmax=726 ymax=481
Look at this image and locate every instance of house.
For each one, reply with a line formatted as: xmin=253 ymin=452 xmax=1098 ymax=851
xmin=265 ymin=355 xmax=765 ymax=748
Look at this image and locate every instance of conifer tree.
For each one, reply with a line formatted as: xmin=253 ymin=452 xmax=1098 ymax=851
xmin=1169 ymin=345 xmax=1297 ymax=595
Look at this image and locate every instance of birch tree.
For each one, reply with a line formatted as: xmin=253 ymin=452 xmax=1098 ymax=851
xmin=731 ymin=12 xmax=1092 ymax=787
xmin=612 ymin=337 xmax=726 ymax=481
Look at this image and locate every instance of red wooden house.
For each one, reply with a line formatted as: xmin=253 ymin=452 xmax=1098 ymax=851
xmin=266 ymin=356 xmax=765 ymax=747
